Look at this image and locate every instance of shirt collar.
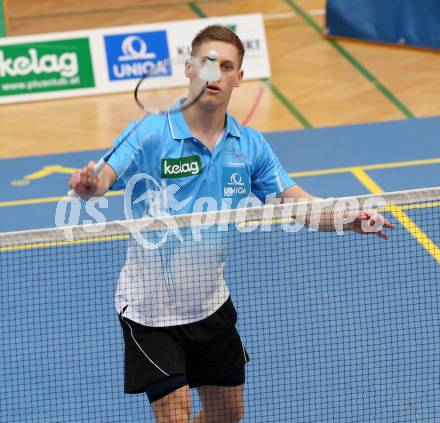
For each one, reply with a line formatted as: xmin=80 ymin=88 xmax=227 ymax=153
xmin=168 ymin=99 xmax=241 ymax=141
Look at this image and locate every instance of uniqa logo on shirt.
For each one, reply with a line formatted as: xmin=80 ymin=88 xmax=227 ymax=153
xmin=161 ymin=155 xmax=202 ymax=178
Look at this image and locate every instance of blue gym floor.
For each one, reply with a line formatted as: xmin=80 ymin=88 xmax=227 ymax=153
xmin=1 ymin=117 xmax=439 ymax=422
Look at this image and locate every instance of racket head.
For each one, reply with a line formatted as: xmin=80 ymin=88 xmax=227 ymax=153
xmin=134 ymin=55 xmax=214 ymax=116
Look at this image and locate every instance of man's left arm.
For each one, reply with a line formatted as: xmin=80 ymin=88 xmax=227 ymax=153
xmin=250 ymin=132 xmax=394 ymax=239
xmin=278 ymin=184 xmax=395 ymax=240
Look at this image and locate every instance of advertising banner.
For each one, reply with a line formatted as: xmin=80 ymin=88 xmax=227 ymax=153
xmin=0 ymin=38 xmax=95 ymax=96
xmin=0 ymin=14 xmax=270 ymax=104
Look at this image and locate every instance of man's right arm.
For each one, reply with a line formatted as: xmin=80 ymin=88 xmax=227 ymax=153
xmin=69 ymin=161 xmax=117 ymax=199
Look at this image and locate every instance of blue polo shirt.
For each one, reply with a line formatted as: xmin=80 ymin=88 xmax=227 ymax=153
xmin=107 ymin=105 xmax=295 ymax=219
xmin=108 ymin=105 xmax=296 ymax=326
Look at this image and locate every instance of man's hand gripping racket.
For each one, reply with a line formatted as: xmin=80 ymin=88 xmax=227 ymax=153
xmin=67 ymin=50 xmax=220 ymax=198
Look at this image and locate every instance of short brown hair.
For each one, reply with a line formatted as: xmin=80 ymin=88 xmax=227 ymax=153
xmin=191 ymin=25 xmax=245 ymax=66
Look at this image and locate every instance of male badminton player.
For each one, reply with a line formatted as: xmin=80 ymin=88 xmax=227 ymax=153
xmin=69 ymin=25 xmax=394 ymax=423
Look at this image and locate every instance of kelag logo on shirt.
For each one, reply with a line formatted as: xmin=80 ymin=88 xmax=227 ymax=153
xmin=162 ymin=155 xmax=202 ymax=178
xmin=104 ymin=31 xmax=171 ymax=81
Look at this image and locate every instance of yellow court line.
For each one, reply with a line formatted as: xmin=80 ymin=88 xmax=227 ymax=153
xmin=352 ymin=168 xmax=440 ymax=264
xmin=0 ymin=234 xmax=129 ymax=252
xmin=0 ymin=190 xmax=123 ymax=207
xmin=402 ymin=201 xmax=440 ymax=211
xmin=290 ymin=157 xmax=440 ymax=178
xmin=0 ymin=200 xmax=440 ymax=253
xmin=23 ymin=165 xmax=80 ymax=180
xmin=1 ymin=157 xmax=439 ymax=208
xmin=0 ymin=195 xmax=66 ymax=207
xmin=1 ymin=193 xmax=439 ymax=212
xmin=376 ymin=201 xmax=440 ymax=213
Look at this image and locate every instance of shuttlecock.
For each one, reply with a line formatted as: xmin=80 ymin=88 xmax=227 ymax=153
xmin=199 ymin=49 xmax=220 ymax=82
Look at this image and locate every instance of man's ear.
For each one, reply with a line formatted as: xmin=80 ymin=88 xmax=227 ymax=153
xmin=185 ymin=61 xmax=191 ymax=79
xmin=234 ymin=69 xmax=244 ymax=87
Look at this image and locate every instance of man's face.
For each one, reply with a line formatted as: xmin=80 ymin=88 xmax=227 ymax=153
xmin=186 ymin=40 xmax=244 ymax=110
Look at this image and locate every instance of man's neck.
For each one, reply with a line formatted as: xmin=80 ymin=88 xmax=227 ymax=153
xmin=183 ymin=103 xmax=227 ymax=151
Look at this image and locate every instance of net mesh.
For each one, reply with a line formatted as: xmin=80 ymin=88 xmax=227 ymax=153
xmin=1 ymin=187 xmax=440 ymax=422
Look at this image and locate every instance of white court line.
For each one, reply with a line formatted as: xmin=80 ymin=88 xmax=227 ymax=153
xmin=264 ymin=9 xmax=325 ymax=21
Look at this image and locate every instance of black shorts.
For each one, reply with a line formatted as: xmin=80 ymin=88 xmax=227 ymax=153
xmin=118 ymin=297 xmax=249 ymax=401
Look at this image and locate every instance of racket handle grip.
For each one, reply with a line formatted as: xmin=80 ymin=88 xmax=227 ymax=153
xmin=67 ymin=159 xmax=106 ymax=198
xmin=93 ymin=159 xmax=106 ymax=176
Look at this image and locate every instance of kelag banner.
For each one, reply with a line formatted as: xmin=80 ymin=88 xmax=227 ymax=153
xmin=0 ymin=39 xmax=95 ymax=95
xmin=326 ymin=0 xmax=440 ymax=50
